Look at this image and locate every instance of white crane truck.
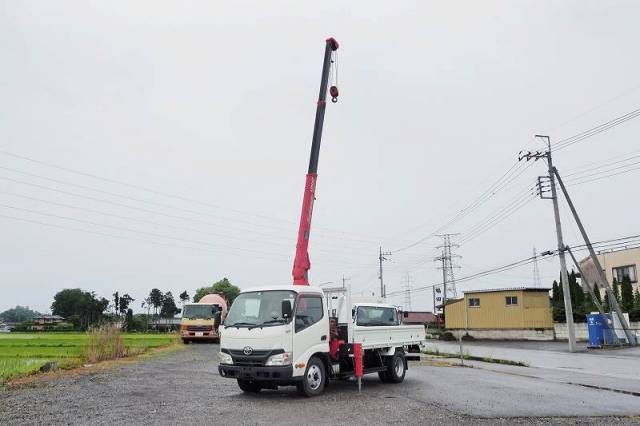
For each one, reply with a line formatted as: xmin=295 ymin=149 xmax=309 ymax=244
xmin=218 ymin=38 xmax=425 ymax=396
xmin=218 ymin=285 xmax=425 ymax=396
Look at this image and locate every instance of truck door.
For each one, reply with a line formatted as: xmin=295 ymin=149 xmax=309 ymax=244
xmin=292 ymin=294 xmax=328 ymax=375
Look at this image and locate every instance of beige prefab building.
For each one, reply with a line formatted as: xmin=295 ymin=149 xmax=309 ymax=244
xmin=579 ymin=247 xmax=639 ymax=296
xmin=445 ymin=287 xmax=553 ymax=340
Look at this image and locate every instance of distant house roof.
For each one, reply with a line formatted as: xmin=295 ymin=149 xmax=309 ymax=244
xmin=402 ymin=311 xmax=437 ymax=324
xmin=34 ymin=315 xmax=65 ymax=321
xmin=464 ymin=287 xmax=551 ymax=295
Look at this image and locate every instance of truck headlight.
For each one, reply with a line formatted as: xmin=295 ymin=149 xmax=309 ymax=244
xmin=219 ymin=351 xmax=233 ymax=365
xmin=265 ymin=352 xmax=292 ymax=366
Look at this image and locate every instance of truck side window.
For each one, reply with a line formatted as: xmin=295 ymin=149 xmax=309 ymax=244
xmin=295 ymin=295 xmax=323 ymax=333
xmin=356 ymin=306 xmax=398 ymax=326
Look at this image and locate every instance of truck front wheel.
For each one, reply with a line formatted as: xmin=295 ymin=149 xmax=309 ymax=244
xmin=297 ymin=356 xmax=326 ymax=397
xmin=384 ymin=351 xmax=406 ymax=383
xmin=237 ymin=379 xmax=262 ymax=393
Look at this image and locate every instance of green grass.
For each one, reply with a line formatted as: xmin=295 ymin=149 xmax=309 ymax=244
xmin=0 ymin=332 xmax=176 ymax=384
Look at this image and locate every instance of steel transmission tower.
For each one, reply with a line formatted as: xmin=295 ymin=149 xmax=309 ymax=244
xmin=403 ymin=273 xmax=413 ymax=311
xmin=434 ymin=233 xmax=461 ymax=305
xmin=532 ymin=247 xmax=542 ymax=288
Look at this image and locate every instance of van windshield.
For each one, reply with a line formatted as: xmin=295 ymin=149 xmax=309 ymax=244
xmin=356 ymin=306 xmax=398 ymax=326
xmin=182 ymin=304 xmax=215 ymax=320
xmin=225 ymin=291 xmax=296 ymax=328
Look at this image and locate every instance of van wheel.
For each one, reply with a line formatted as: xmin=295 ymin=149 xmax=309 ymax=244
xmin=182 ymin=339 xmax=190 ymax=345
xmin=237 ymin=379 xmax=261 ymax=393
xmin=385 ymin=351 xmax=406 ymax=383
xmin=297 ymin=357 xmax=326 ymax=397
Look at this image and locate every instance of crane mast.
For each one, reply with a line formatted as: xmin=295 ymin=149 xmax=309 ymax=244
xmin=292 ymin=37 xmax=339 ymax=285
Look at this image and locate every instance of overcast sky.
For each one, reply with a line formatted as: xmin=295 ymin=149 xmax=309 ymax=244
xmin=2 ymin=1 xmax=639 ymax=314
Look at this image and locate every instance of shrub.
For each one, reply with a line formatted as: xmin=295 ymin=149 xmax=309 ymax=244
xmin=439 ymin=331 xmax=456 ymax=341
xmin=84 ymin=324 xmax=126 ymax=363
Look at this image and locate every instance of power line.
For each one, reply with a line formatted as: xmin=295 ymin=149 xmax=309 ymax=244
xmin=0 ymin=203 xmax=375 ymax=268
xmin=392 ymin=161 xmax=533 ymax=253
xmin=0 ymin=150 xmax=403 ymax=244
xmin=553 ymin=107 xmax=640 ymax=152
xmin=385 ymin=233 xmax=640 ymax=298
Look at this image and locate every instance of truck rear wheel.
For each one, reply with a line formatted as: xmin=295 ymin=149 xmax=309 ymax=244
xmin=385 ymin=351 xmax=406 ymax=383
xmin=237 ymin=379 xmax=262 ymax=393
xmin=296 ymin=356 xmax=326 ymax=397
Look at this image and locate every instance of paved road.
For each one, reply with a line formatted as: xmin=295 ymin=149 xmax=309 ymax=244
xmin=426 ymin=340 xmax=640 ymax=383
xmin=1 ymin=344 xmax=638 ymax=425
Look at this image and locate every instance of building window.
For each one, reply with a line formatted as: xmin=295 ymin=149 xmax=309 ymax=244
xmin=468 ymin=298 xmax=480 ymax=307
xmin=612 ymin=265 xmax=637 ymax=283
xmin=506 ymin=296 xmax=518 ymax=306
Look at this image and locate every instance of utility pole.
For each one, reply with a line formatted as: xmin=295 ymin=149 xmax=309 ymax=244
xmin=341 ymin=276 xmax=351 ymax=289
xmin=519 ymin=135 xmax=576 ymax=352
xmin=553 ymin=170 xmax=636 ymax=345
xmin=378 ymin=247 xmax=392 ymax=298
xmin=403 ymin=273 xmax=413 ymax=311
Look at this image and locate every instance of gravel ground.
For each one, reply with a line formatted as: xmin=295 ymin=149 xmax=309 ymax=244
xmin=0 ymin=344 xmax=637 ymax=425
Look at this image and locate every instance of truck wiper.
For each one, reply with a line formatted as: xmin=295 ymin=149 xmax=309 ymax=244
xmin=226 ymin=322 xmax=257 ymax=328
xmin=248 ymin=319 xmax=287 ymax=329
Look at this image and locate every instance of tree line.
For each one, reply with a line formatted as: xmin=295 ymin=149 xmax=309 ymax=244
xmin=551 ymin=271 xmax=640 ymax=322
xmin=2 ymin=278 xmax=240 ymax=332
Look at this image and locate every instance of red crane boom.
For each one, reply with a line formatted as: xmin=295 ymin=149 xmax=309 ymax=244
xmin=292 ymin=37 xmax=339 ymax=286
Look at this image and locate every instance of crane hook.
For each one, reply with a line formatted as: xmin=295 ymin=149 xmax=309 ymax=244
xmin=330 ymin=85 xmax=339 ymax=103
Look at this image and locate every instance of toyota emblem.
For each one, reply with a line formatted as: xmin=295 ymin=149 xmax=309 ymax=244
xmin=243 ymin=346 xmax=253 ymax=355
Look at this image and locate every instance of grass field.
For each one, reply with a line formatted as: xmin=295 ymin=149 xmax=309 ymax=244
xmin=0 ymin=332 xmax=177 ymax=384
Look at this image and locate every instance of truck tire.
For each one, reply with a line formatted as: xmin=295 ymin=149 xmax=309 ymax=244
xmin=385 ymin=351 xmax=406 ymax=383
xmin=378 ymin=370 xmax=390 ymax=382
xmin=296 ymin=356 xmax=326 ymax=397
xmin=237 ymin=379 xmax=262 ymax=393
xmin=182 ymin=339 xmax=190 ymax=345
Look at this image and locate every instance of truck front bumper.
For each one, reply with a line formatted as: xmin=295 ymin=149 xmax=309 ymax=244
xmin=218 ymin=364 xmax=296 ymax=382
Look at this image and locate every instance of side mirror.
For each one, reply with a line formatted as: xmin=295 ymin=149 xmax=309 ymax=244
xmin=281 ymin=300 xmax=292 ymax=318
xmin=213 ymin=311 xmax=222 ymax=323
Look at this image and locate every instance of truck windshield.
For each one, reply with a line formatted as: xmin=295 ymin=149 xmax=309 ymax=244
xmin=225 ymin=290 xmax=296 ymax=328
xmin=182 ymin=304 xmax=214 ymax=320
xmin=356 ymin=306 xmax=398 ymax=326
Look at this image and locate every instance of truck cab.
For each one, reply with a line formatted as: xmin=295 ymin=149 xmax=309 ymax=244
xmin=218 ymin=285 xmax=424 ymax=396
xmin=180 ymin=293 xmax=228 ymax=344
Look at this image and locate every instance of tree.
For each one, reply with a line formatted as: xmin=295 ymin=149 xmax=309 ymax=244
xmin=620 ymin=276 xmax=634 ymax=312
xmin=612 ymin=278 xmax=621 ymax=304
xmin=552 ymin=281 xmax=560 ymax=305
xmin=148 ymin=288 xmax=163 ymax=316
xmin=51 ymin=289 xmax=109 ymax=330
xmin=592 ymin=282 xmax=602 ymax=304
xmin=194 ymin=278 xmax=240 ymax=304
xmin=160 ymin=292 xmax=180 ymax=318
xmin=631 ymin=287 xmax=640 ymax=321
xmin=569 ymin=270 xmax=584 ymax=308
xmin=141 ymin=297 xmax=152 ymax=331
xmin=119 ymin=294 xmax=134 ymax=316
xmin=112 ymin=291 xmax=120 ymax=316
xmin=125 ymin=308 xmax=134 ymax=330
xmin=179 ymin=291 xmax=190 ymax=306
xmin=0 ymin=306 xmax=40 ymax=323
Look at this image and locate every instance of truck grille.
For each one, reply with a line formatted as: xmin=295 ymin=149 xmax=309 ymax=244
xmin=223 ymin=349 xmax=284 ymax=367
xmin=186 ymin=325 xmax=212 ymax=332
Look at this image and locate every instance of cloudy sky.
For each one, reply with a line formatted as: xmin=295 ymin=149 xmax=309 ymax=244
xmin=2 ymin=1 xmax=639 ymax=314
